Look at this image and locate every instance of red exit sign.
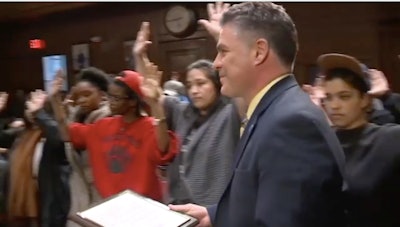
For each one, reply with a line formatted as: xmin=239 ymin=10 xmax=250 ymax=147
xmin=29 ymin=39 xmax=46 ymax=49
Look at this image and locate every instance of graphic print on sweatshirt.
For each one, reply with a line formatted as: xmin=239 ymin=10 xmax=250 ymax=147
xmin=104 ymin=134 xmax=141 ymax=173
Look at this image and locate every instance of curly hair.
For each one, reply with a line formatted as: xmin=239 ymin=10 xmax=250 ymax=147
xmin=77 ymin=67 xmax=110 ymax=92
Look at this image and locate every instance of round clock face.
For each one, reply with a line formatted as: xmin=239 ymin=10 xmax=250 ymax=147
xmin=165 ymin=6 xmax=193 ymax=35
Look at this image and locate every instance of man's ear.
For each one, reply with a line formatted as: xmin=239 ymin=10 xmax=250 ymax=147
xmin=254 ymin=38 xmax=270 ymax=66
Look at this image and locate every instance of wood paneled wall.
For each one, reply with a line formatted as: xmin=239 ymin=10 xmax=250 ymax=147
xmin=0 ymin=2 xmax=399 ymax=93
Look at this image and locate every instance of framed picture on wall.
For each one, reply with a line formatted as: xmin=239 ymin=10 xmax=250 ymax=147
xmin=123 ymin=40 xmax=135 ymax=70
xmin=72 ymin=43 xmax=90 ymax=71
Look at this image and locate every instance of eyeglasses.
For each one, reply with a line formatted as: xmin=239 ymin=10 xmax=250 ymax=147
xmin=107 ymin=94 xmax=130 ymax=102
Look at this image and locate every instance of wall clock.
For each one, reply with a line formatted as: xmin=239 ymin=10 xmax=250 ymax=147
xmin=164 ymin=5 xmax=197 ymax=38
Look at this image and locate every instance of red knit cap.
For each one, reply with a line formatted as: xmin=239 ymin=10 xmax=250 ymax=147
xmin=115 ymin=70 xmax=144 ymax=99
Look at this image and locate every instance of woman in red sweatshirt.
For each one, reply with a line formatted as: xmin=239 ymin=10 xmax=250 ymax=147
xmin=51 ymin=69 xmax=178 ymax=202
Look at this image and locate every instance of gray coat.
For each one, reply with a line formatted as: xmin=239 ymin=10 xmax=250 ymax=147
xmin=164 ymin=96 xmax=240 ymax=206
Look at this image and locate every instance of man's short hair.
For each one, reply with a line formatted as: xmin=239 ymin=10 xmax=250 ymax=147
xmin=221 ymin=2 xmax=298 ymax=67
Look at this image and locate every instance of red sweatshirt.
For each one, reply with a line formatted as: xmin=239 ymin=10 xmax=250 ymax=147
xmin=69 ymin=116 xmax=178 ymax=201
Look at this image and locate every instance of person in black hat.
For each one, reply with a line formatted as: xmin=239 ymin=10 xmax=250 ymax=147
xmin=319 ymin=53 xmax=400 ymax=227
xmin=305 ymin=55 xmax=396 ymax=126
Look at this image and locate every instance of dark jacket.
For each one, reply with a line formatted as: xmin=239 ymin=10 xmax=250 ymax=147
xmin=369 ymin=98 xmax=395 ymax=125
xmin=337 ymin=123 xmax=400 ymax=227
xmin=207 ymin=75 xmax=346 ymax=227
xmin=35 ymin=109 xmax=71 ymax=227
xmin=380 ymin=92 xmax=400 ymax=124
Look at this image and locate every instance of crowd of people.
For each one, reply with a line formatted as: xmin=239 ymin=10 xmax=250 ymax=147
xmin=1 ymin=2 xmax=400 ymax=227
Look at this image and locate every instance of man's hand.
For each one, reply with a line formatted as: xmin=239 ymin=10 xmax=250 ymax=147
xmin=133 ymin=21 xmax=152 ymax=57
xmin=26 ymin=90 xmax=48 ymax=115
xmin=198 ymin=2 xmax=230 ymax=41
xmin=0 ymin=92 xmax=9 ymax=113
xmin=368 ymin=69 xmax=390 ymax=97
xmin=169 ymin=203 xmax=212 ymax=227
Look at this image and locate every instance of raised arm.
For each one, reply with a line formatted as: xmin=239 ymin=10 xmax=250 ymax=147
xmin=140 ymin=61 xmax=170 ymax=154
xmin=26 ymin=89 xmax=62 ymax=143
xmin=0 ymin=92 xmax=8 ymax=113
xmin=368 ymin=69 xmax=400 ymax=123
xmin=133 ymin=21 xmax=152 ymax=79
xmin=198 ymin=2 xmax=230 ymax=42
xmin=49 ymin=70 xmax=71 ymax=141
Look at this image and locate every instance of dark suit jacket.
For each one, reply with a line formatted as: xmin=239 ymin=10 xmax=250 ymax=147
xmin=207 ymin=75 xmax=346 ymax=227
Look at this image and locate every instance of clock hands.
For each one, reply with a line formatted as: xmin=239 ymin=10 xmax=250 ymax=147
xmin=166 ymin=17 xmax=184 ymax=23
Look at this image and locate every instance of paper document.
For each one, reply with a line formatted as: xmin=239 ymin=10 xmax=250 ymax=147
xmin=77 ymin=190 xmax=193 ymax=227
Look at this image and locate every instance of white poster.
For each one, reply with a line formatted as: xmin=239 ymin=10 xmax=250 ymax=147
xmin=42 ymin=55 xmax=68 ymax=92
xmin=72 ymin=43 xmax=90 ymax=70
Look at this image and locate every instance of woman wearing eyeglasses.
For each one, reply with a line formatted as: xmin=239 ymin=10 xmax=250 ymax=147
xmin=50 ymin=68 xmax=178 ymax=204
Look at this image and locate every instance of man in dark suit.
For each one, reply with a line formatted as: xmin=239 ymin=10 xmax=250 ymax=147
xmin=170 ymin=2 xmax=346 ymax=227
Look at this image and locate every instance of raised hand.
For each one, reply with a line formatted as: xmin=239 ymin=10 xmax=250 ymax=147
xmin=63 ymin=87 xmax=76 ymax=107
xmin=368 ymin=69 xmax=390 ymax=97
xmin=133 ymin=21 xmax=152 ymax=57
xmin=145 ymin=61 xmax=163 ymax=86
xmin=26 ymin=89 xmax=48 ymax=114
xmin=198 ymin=2 xmax=230 ymax=41
xmin=8 ymin=119 xmax=25 ymax=128
xmin=0 ymin=92 xmax=9 ymax=112
xmin=140 ymin=61 xmax=163 ymax=105
xmin=50 ymin=69 xmax=65 ymax=97
xmin=302 ymin=84 xmax=325 ymax=107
